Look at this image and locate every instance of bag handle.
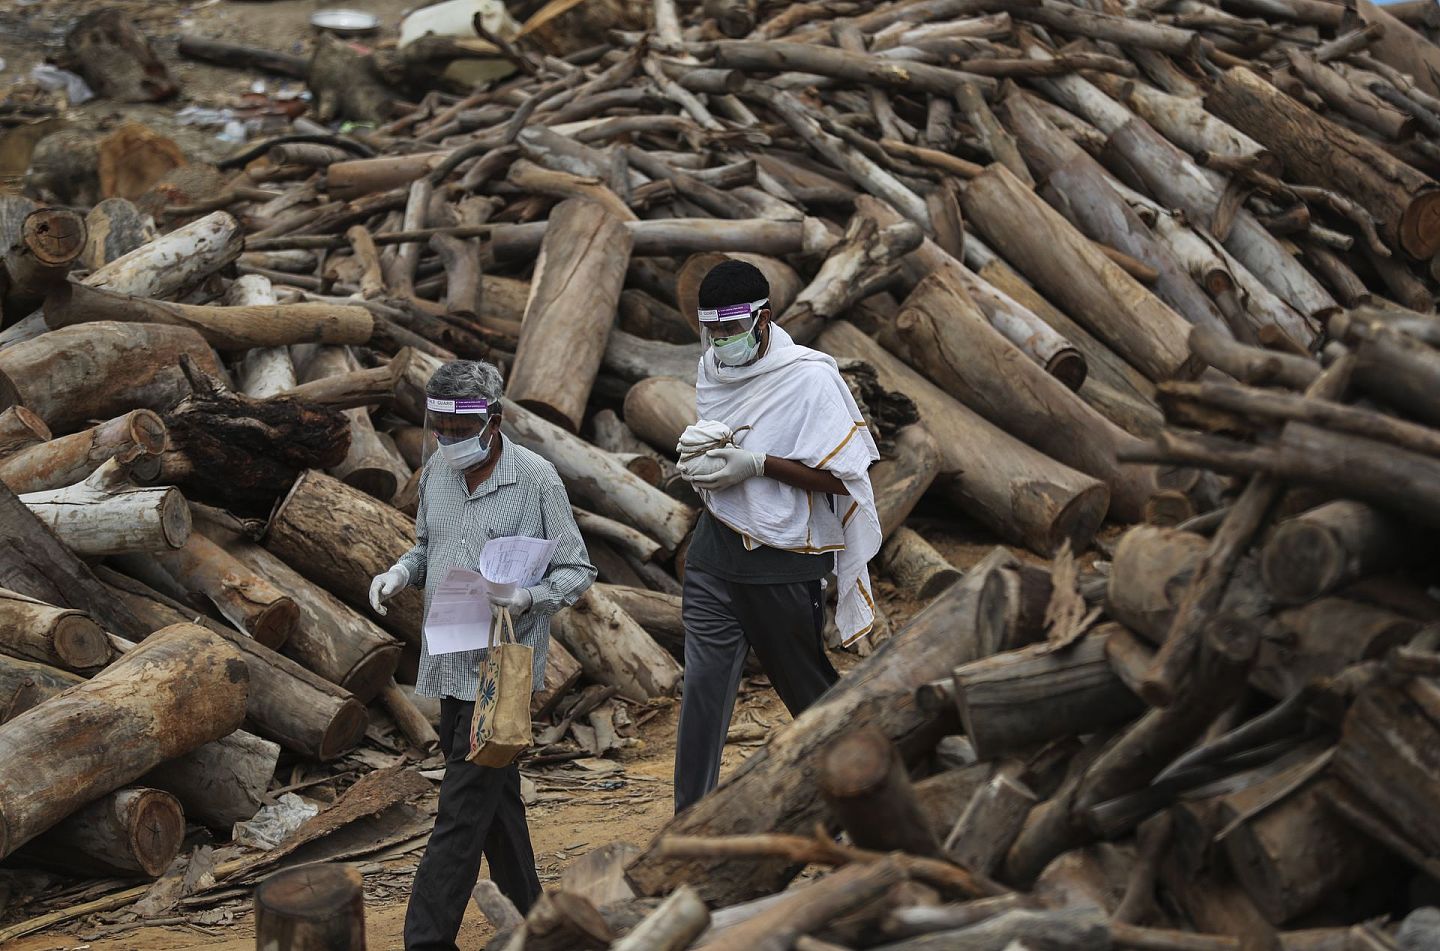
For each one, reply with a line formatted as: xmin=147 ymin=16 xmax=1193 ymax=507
xmin=487 ymin=604 xmax=516 ymax=649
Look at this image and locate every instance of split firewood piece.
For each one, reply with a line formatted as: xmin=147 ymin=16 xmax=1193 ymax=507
xmin=0 ymin=407 xmax=49 ymax=457
xmin=779 ymin=213 xmax=923 ymax=345
xmin=265 ymin=469 xmax=423 ymax=649
xmin=881 ymin=527 xmax=962 ymax=600
xmin=0 ymin=654 xmax=81 ymax=723
xmin=0 ymin=322 xmax=224 ymax=433
xmin=229 ymin=274 xmax=297 ymax=399
xmin=0 ymin=623 xmax=247 ymax=859
xmin=508 ymin=199 xmax=633 ymax=433
xmin=504 ymin=401 xmax=696 ymax=554
xmin=961 ymin=163 xmax=1200 ymax=384
xmin=63 ymin=9 xmax=177 ymax=102
xmin=143 ymin=728 xmax=279 ymax=828
xmin=551 ymin=587 xmax=681 ymax=702
xmin=153 ymin=532 xmax=299 ymax=650
xmin=626 ymin=551 xmax=1013 ymax=904
xmin=1255 ymin=598 xmax=1418 ymax=700
xmin=819 ymin=727 xmax=945 ymax=858
xmin=222 ymin=537 xmax=401 ymax=703
xmin=0 ymin=588 xmax=111 ymax=672
xmin=944 ymin=764 xmax=1037 ymax=877
xmin=20 ymin=455 xmax=190 ymax=557
xmin=610 ymin=885 xmax=709 ymax=951
xmin=0 ymin=208 xmax=86 ymax=321
xmin=380 ymin=678 xmax=440 ymax=755
xmin=21 ymin=786 xmax=184 ymax=879
xmin=1259 ymin=501 xmax=1404 ymax=606
xmin=87 ymin=210 xmax=243 ymax=299
xmin=0 ymin=408 xmax=165 ymax=494
xmin=45 ymin=281 xmax=374 ymax=352
xmin=1206 ymin=66 xmax=1440 ymax=260
xmin=255 ymin=864 xmax=366 ymax=951
xmin=816 ymin=321 xmax=1107 ymax=557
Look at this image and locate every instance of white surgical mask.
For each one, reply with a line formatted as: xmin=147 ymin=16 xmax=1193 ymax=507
xmin=436 ymin=425 xmax=495 ymax=471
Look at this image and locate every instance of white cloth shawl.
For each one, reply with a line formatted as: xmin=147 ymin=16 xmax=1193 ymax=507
xmin=695 ymin=324 xmax=882 ymax=644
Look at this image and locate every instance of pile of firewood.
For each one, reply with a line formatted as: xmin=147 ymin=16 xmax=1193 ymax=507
xmin=5 ymin=0 xmax=1440 ymax=943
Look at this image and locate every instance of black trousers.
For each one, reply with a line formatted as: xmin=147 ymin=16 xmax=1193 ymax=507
xmin=674 ymin=566 xmax=839 ymax=814
xmin=404 ymin=697 xmax=542 ymax=951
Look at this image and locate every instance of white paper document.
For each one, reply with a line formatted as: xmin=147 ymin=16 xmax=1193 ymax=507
xmin=422 ymin=536 xmax=559 ymax=655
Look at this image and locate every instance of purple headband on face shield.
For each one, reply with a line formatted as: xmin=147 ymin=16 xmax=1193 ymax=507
xmin=697 ymin=297 xmax=769 ymax=322
xmin=426 ymin=397 xmax=490 ymax=415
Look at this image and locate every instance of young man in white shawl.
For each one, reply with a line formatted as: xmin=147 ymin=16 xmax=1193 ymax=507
xmin=673 ymin=259 xmax=883 ymax=813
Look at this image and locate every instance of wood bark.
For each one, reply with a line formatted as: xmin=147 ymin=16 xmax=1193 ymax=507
xmin=0 ymin=406 xmax=49 ymax=457
xmin=1350 ymin=326 xmax=1440 ymax=428
xmin=1 ymin=208 xmax=85 ymax=320
xmin=221 ymin=537 xmax=401 ymax=703
xmin=504 ymin=401 xmax=696 ymax=554
xmin=1259 ymin=501 xmax=1404 ymax=605
xmin=819 ymin=727 xmax=945 ymax=858
xmin=229 ymin=274 xmax=298 ymax=399
xmin=255 ymin=863 xmax=366 ymax=951
xmin=622 ymin=376 xmax=699 ymax=456
xmin=2 ymin=408 xmax=170 ymax=496
xmin=0 ymin=322 xmax=225 ymax=433
xmin=944 ymin=766 xmax=1037 ymax=876
xmin=143 ymin=728 xmax=278 ymax=828
xmin=0 ymin=587 xmax=110 ymax=672
xmin=20 ymin=456 xmax=190 ymax=557
xmin=880 ymin=527 xmax=962 ymax=600
xmin=952 ymin=632 xmax=1143 ymax=761
xmin=870 ymin=424 xmax=942 ymax=539
xmin=380 ymin=677 xmax=440 ymax=755
xmin=534 ymin=637 xmax=585 ymax=720
xmin=961 ymin=164 xmax=1200 ymax=383
xmin=551 ymin=587 xmax=681 ymax=702
xmin=265 ymin=469 xmax=424 ymax=649
xmin=23 ymin=786 xmax=184 ymax=878
xmin=1335 ymin=678 xmax=1440 ymax=859
xmin=816 ymin=321 xmax=1108 ymax=557
xmin=0 ymin=653 xmax=81 ymax=723
xmin=1206 ymin=66 xmax=1440 ymax=260
xmin=897 ymin=270 xmax=1159 ymax=521
xmin=0 ymin=623 xmax=247 ymax=858
xmin=625 ymin=550 xmax=1013 ymax=903
xmin=153 ymin=532 xmax=298 ymax=650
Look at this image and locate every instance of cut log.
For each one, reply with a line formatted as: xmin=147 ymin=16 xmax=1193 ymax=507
xmin=21 ymin=456 xmax=190 ymax=557
xmin=230 ymin=274 xmax=298 ymax=399
xmin=534 ymin=637 xmax=585 ymax=719
xmin=676 ymin=252 xmax=803 ymax=334
xmin=490 ymin=217 xmax=825 ymax=262
xmin=1104 ymin=524 xmax=1218 ymax=644
xmin=0 ymin=408 xmax=165 ymax=494
xmin=977 ymin=563 xmax=1055 ymax=656
xmin=143 ymin=728 xmax=278 ymax=828
xmin=0 ymin=623 xmax=247 ymax=858
xmin=255 ymin=863 xmax=366 ymax=951
xmin=1349 ymin=326 xmax=1440 ymax=428
xmin=897 ymin=270 xmax=1159 ymax=521
xmin=64 ymin=9 xmax=177 ymax=102
xmin=22 ymin=786 xmax=184 ymax=878
xmin=551 ymin=587 xmax=681 ymax=702
xmin=153 ymin=533 xmax=298 ymax=650
xmin=221 ymin=537 xmax=401 ymax=702
xmin=816 ymin=321 xmax=1108 ymax=557
xmin=944 ymin=765 xmax=1037 ymax=876
xmin=1259 ymin=501 xmax=1404 ymax=605
xmin=504 ymin=401 xmax=696 ymax=554
xmin=82 ymin=198 xmax=157 ymax=272
xmin=625 ymin=550 xmax=1013 ymax=904
xmin=870 ymin=424 xmax=942 ymax=539
xmin=1255 ymin=598 xmax=1418 ymax=699
xmin=622 ymin=376 xmax=699 ymax=455
xmin=0 ymin=588 xmax=109 ymax=672
xmin=1 ymin=208 xmax=86 ymax=320
xmin=0 ymin=406 xmax=49 ymax=457
xmin=819 ymin=727 xmax=945 ymax=858
xmin=0 ymin=654 xmax=81 ymax=723
xmin=1205 ymin=66 xmax=1440 ymax=260
xmin=508 ymin=200 xmax=634 ymax=432
xmin=379 ymin=677 xmax=440 ymax=755
xmin=86 ymin=210 xmax=243 ymax=299
xmin=604 ymin=331 xmax=702 ymax=385
xmin=961 ymin=164 xmax=1200 ymax=384
xmin=881 ymin=527 xmax=962 ymax=600
xmin=952 ymin=631 xmax=1143 ymax=761
xmin=592 ymin=584 xmax=684 ymax=658
xmin=575 ymin=507 xmax=663 ymax=564
xmin=264 ymin=469 xmax=424 ymax=649
xmin=610 ymin=885 xmax=709 ymax=951
xmin=0 ymin=322 xmax=224 ymax=433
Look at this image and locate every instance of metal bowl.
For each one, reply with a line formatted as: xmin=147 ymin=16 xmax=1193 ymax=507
xmin=310 ymin=9 xmax=380 ymax=34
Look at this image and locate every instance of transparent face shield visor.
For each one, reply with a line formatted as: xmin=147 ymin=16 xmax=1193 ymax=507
xmin=421 ymin=397 xmax=500 ymax=468
xmin=699 ymin=297 xmax=768 ymax=364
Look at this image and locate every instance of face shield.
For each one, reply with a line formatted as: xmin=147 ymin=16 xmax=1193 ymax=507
xmin=699 ymin=297 xmax=768 ymax=366
xmin=423 ymin=397 xmax=500 ymax=471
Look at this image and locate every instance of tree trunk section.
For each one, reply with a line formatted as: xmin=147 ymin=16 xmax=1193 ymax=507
xmin=880 ymin=527 xmax=962 ymax=600
xmin=818 ymin=727 xmax=944 ymax=858
xmin=945 ymin=765 xmax=1038 ymax=876
xmin=230 ymin=274 xmax=298 ymax=399
xmin=592 ymin=584 xmax=684 ymax=659
xmin=0 ymin=406 xmax=49 ymax=457
xmin=0 ymin=653 xmax=80 ymax=722
xmin=143 ymin=728 xmax=278 ymax=828
xmin=0 ymin=409 xmax=166 ymax=494
xmin=1254 ymin=598 xmax=1417 ymax=699
xmin=870 ymin=424 xmax=942 ymax=539
xmin=255 ymin=863 xmax=366 ymax=951
xmin=21 ymin=459 xmax=190 ymax=557
xmin=623 ymin=376 xmax=700 ymax=456
xmin=551 ymin=587 xmax=681 ymax=702
xmin=153 ymin=532 xmax=299 ymax=650
xmin=0 ymin=623 xmax=247 ymax=858
xmin=0 ymin=587 xmax=110 ymax=672
xmin=508 ymin=199 xmax=633 ymax=432
xmin=23 ymin=786 xmax=183 ymax=878
xmin=1259 ymin=501 xmax=1403 ymax=605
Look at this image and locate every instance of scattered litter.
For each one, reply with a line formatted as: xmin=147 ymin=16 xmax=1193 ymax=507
xmin=29 ymin=65 xmax=92 ymax=105
xmin=232 ymin=793 xmax=320 ymax=851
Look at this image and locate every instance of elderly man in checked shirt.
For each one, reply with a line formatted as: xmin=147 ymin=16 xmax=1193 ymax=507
xmin=367 ymin=360 xmax=595 ymax=951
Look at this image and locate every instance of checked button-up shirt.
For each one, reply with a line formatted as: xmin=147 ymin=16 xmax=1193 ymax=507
xmin=396 ymin=437 xmax=596 ymax=700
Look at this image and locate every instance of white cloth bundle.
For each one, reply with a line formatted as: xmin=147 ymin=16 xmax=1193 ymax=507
xmin=694 ymin=324 xmax=882 ymax=644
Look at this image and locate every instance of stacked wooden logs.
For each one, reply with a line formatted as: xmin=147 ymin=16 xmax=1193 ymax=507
xmin=4 ymin=0 xmax=1440 ymax=941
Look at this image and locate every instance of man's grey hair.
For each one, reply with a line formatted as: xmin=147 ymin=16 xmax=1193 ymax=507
xmin=425 ymin=360 xmax=505 ymax=403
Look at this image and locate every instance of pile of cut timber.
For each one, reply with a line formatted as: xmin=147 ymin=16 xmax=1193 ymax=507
xmin=5 ymin=0 xmax=1440 ymax=942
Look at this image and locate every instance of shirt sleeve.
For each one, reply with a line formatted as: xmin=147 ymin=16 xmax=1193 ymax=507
xmin=395 ymin=466 xmax=430 ymax=587
xmin=525 ymin=478 xmax=597 ymax=617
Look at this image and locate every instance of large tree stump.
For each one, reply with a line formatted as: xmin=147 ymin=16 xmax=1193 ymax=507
xmin=153 ymin=533 xmax=298 ymax=650
xmin=0 ymin=587 xmax=110 ymax=672
xmin=144 ymin=729 xmax=278 ymax=828
xmin=0 ymin=623 xmax=247 ymax=858
xmin=508 ymin=199 xmax=634 ymax=432
xmin=551 ymin=587 xmax=681 ymax=702
xmin=816 ymin=321 xmax=1107 ymax=557
xmin=0 ymin=409 xmax=166 ymax=494
xmin=265 ymin=469 xmax=424 ymax=648
xmin=255 ymin=863 xmax=366 ymax=951
xmin=22 ymin=787 xmax=184 ymax=878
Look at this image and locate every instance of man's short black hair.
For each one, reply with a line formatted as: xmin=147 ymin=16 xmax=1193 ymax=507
xmin=698 ymin=259 xmax=770 ymax=309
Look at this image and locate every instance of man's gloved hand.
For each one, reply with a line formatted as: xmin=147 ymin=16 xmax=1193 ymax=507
xmin=690 ymin=447 xmax=766 ymax=492
xmin=488 ymin=586 xmax=534 ymax=618
xmin=368 ymin=565 xmax=409 ymax=615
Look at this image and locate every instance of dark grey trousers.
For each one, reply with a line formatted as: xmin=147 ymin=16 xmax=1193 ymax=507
xmin=674 ymin=566 xmax=839 ymax=813
xmin=404 ymin=697 xmax=541 ymax=951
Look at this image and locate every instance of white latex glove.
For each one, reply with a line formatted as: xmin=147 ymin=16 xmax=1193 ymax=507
xmin=488 ymin=586 xmax=534 ymax=618
xmin=676 ymin=420 xmax=733 ymax=459
xmin=368 ymin=565 xmax=409 ymax=616
xmin=690 ymin=447 xmax=766 ymax=492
